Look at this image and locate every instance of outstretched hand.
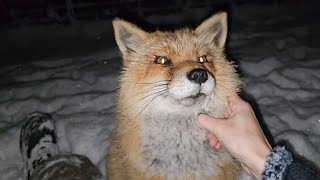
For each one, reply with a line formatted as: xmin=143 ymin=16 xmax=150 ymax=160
xmin=198 ymin=94 xmax=271 ymax=179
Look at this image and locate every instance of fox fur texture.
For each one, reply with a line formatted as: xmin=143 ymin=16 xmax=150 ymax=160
xmin=107 ymin=12 xmax=242 ymax=180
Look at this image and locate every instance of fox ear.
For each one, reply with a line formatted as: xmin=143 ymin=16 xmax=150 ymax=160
xmin=112 ymin=19 xmax=148 ymax=57
xmin=195 ymin=12 xmax=228 ymax=48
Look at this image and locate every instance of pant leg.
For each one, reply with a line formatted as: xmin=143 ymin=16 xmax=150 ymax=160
xmin=30 ymin=154 xmax=103 ymax=180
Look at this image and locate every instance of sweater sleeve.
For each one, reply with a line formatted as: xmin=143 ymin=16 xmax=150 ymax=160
xmin=262 ymin=146 xmax=293 ymax=180
xmin=261 ymin=146 xmax=320 ymax=180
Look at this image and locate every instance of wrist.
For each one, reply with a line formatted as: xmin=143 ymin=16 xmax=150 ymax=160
xmin=246 ymin=144 xmax=271 ymax=179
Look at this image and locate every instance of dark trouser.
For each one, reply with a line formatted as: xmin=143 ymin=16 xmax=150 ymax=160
xmin=30 ymin=154 xmax=103 ymax=180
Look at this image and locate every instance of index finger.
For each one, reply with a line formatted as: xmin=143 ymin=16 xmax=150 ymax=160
xmin=227 ymin=94 xmax=242 ymax=104
xmin=227 ymin=94 xmax=242 ymax=112
xmin=224 ymin=103 xmax=232 ymax=118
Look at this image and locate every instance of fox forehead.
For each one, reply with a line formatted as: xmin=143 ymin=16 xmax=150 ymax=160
xmin=146 ymin=30 xmax=211 ymax=55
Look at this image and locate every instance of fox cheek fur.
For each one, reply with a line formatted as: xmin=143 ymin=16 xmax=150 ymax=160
xmin=107 ymin=12 xmax=242 ymax=180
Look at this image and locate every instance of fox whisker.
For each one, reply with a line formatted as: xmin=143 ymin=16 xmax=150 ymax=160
xmin=135 ymin=90 xmax=167 ymax=118
xmin=123 ymin=89 xmax=167 ymax=112
xmin=133 ymin=80 xmax=172 ymax=85
xmin=130 ymin=86 xmax=168 ymax=97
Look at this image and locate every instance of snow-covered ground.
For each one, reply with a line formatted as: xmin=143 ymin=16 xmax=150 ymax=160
xmin=0 ymin=2 xmax=319 ymax=180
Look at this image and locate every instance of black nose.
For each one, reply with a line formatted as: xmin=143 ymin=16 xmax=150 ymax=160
xmin=187 ymin=69 xmax=208 ymax=84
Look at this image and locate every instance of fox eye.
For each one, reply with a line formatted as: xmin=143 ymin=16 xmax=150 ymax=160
xmin=198 ymin=55 xmax=208 ymax=64
xmin=154 ymin=56 xmax=171 ymax=65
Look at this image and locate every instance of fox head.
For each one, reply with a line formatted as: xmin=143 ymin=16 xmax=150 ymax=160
xmin=113 ymin=12 xmax=241 ymax=118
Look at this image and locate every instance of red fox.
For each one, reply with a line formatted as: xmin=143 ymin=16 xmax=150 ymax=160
xmin=107 ymin=12 xmax=242 ymax=180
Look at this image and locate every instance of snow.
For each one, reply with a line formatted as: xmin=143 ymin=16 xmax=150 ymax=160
xmin=0 ymin=2 xmax=319 ymax=180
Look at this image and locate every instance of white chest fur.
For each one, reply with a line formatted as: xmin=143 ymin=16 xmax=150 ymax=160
xmin=140 ymin=114 xmax=232 ymax=179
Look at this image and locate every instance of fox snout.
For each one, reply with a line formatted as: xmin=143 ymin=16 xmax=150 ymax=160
xmin=187 ymin=69 xmax=208 ymax=84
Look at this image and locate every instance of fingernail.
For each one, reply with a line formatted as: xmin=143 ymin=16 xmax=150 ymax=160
xmin=215 ymin=142 xmax=221 ymax=149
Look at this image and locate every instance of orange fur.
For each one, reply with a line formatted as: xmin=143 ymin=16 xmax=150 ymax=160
xmin=215 ymin=161 xmax=241 ymax=180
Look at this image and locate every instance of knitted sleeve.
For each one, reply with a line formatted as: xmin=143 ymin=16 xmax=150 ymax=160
xmin=262 ymin=146 xmax=293 ymax=180
xmin=262 ymin=146 xmax=320 ymax=180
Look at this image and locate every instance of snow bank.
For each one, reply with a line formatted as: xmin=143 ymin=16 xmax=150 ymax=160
xmin=0 ymin=49 xmax=120 ymax=179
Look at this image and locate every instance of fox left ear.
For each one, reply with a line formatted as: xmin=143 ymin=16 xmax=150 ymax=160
xmin=195 ymin=12 xmax=228 ymax=48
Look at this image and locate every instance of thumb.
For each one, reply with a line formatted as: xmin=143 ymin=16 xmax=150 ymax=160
xmin=198 ymin=114 xmax=224 ymax=136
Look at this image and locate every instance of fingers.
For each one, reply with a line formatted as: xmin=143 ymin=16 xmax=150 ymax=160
xmin=198 ymin=114 xmax=224 ymax=136
xmin=207 ymin=133 xmax=221 ymax=149
xmin=215 ymin=141 xmax=221 ymax=149
xmin=224 ymin=104 xmax=232 ymax=118
xmin=227 ymin=94 xmax=241 ymax=114
xmin=198 ymin=114 xmax=218 ymax=133
xmin=227 ymin=94 xmax=242 ymax=104
xmin=199 ymin=115 xmax=223 ymax=150
xmin=227 ymin=94 xmax=252 ymax=113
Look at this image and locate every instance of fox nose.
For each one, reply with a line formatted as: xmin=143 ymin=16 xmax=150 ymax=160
xmin=187 ymin=69 xmax=208 ymax=84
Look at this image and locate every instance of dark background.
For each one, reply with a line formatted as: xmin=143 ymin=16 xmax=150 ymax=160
xmin=0 ymin=0 xmax=318 ymax=67
xmin=0 ymin=0 xmax=299 ymax=26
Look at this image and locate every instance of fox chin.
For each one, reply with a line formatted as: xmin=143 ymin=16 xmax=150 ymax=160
xmin=106 ymin=11 xmax=242 ymax=180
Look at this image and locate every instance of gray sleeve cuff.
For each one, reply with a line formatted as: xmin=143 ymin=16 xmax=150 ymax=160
xmin=262 ymin=146 xmax=293 ymax=180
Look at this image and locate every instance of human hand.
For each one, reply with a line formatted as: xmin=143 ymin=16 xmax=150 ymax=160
xmin=198 ymin=94 xmax=271 ymax=179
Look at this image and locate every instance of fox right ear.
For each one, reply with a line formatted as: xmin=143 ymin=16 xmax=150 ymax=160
xmin=112 ymin=19 xmax=148 ymax=57
xmin=195 ymin=12 xmax=228 ymax=48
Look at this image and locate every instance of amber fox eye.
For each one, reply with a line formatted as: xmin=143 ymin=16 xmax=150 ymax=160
xmin=154 ymin=56 xmax=171 ymax=65
xmin=198 ymin=55 xmax=208 ymax=64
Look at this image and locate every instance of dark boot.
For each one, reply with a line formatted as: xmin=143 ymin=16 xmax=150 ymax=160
xmin=20 ymin=112 xmax=59 ymax=179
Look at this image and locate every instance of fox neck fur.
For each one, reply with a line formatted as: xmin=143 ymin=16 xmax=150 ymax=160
xmin=140 ymin=110 xmax=234 ymax=179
